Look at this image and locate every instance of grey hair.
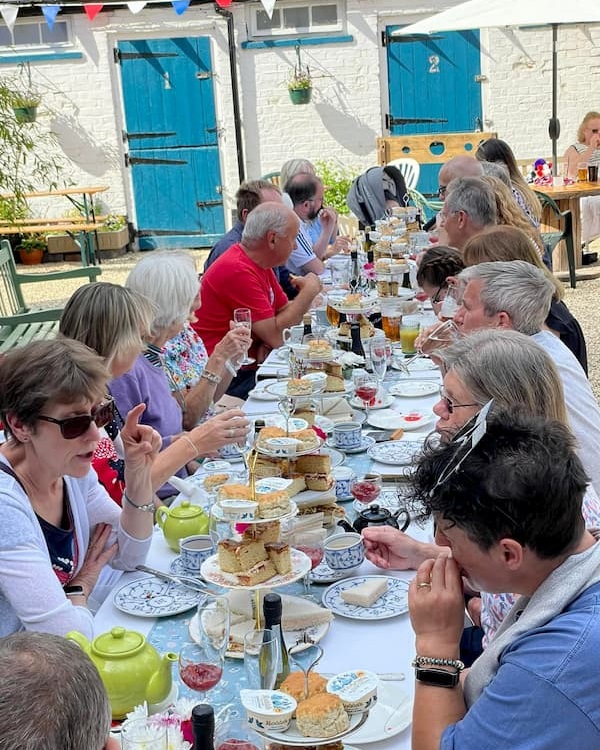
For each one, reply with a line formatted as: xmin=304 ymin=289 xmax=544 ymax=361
xmin=459 ymin=260 xmax=554 ymax=335
xmin=126 ymin=250 xmax=199 ymax=334
xmin=445 ymin=176 xmax=497 ymax=228
xmin=480 ymin=161 xmax=512 ymax=188
xmin=0 ymin=632 xmax=111 ymax=750
xmin=242 ymin=203 xmax=292 ymax=243
xmin=280 ymin=158 xmax=316 ymax=188
xmin=437 ymin=329 xmax=569 ymax=425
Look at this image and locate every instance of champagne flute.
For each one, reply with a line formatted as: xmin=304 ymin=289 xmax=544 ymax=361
xmin=233 ymin=308 xmax=255 ymax=365
xmin=370 ymin=338 xmax=388 ymax=393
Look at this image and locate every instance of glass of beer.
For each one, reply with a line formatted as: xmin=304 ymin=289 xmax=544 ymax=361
xmin=380 ymin=298 xmax=402 ymax=342
xmin=578 ymin=162 xmax=588 ymax=182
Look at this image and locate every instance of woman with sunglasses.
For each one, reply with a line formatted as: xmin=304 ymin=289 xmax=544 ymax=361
xmin=363 ymin=329 xmax=600 ymax=654
xmin=564 ymin=111 xmax=600 ymax=247
xmin=60 ymin=281 xmax=249 ymax=504
xmin=0 ymin=338 xmax=161 ymax=638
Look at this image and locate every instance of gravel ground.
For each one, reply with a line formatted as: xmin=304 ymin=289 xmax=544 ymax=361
xmin=16 ymin=243 xmax=600 ymax=399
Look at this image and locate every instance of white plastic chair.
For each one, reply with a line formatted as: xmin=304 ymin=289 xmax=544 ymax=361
xmin=386 ymin=158 xmax=420 ymax=191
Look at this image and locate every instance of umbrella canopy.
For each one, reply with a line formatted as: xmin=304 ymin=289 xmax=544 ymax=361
xmin=393 ymin=1 xmax=600 ymax=171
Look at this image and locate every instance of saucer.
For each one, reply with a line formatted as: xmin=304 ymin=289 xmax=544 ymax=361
xmin=326 ymin=435 xmax=376 ymax=454
xmin=309 ymin=559 xmax=359 ymax=584
xmin=170 ymin=556 xmax=206 ymax=578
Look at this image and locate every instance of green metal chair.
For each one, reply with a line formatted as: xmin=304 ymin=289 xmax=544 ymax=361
xmin=534 ymin=191 xmax=576 ymax=289
xmin=408 ymin=188 xmax=443 ymax=223
xmin=261 ymin=172 xmax=282 ymax=188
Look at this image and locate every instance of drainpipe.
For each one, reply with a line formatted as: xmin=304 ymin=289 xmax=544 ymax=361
xmin=214 ymin=3 xmax=246 ymax=184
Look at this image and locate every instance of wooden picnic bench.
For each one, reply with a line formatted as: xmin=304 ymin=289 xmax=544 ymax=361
xmin=0 ymin=238 xmax=101 ymax=353
xmin=0 ymin=222 xmax=105 ymax=266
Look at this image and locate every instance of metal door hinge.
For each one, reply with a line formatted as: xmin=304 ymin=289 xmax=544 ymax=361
xmin=474 ymin=74 xmax=488 ymax=83
xmin=196 ymin=71 xmax=214 ymax=79
xmin=196 ymin=199 xmax=223 ymax=209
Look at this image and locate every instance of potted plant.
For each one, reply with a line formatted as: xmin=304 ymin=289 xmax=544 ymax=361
xmin=47 ymin=213 xmax=130 ymax=257
xmin=288 ymin=45 xmax=312 ymax=105
xmin=12 ymin=91 xmax=42 ymax=123
xmin=16 ymin=234 xmax=46 ymax=265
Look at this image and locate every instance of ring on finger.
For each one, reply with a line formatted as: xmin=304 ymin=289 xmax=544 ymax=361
xmin=417 ymin=582 xmax=432 ymax=589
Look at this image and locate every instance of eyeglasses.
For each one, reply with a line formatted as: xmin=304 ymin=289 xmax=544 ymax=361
xmin=438 ymin=185 xmax=448 ymax=197
xmin=430 ymin=399 xmax=494 ymax=495
xmin=438 ymin=387 xmax=480 ymax=414
xmin=37 ymin=398 xmax=115 ymax=439
xmin=431 ymin=285 xmax=445 ymax=304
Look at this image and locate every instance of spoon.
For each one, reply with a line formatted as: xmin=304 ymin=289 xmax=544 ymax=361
xmin=289 ymin=634 xmax=324 ymax=700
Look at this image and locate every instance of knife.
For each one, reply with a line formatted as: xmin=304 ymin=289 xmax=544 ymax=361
xmin=135 ymin=565 xmax=220 ymax=594
xmin=377 ymin=672 xmax=405 ymax=681
xmin=364 ymin=430 xmax=395 ymax=442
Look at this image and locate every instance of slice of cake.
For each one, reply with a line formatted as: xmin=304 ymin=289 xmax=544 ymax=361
xmin=307 ymin=339 xmax=333 ymax=359
xmin=293 ymin=403 xmax=316 ymax=425
xmin=217 ymin=539 xmax=243 ymax=573
xmin=236 ymin=539 xmax=269 ymax=570
xmin=265 ymin=542 xmax=292 ymax=575
xmin=295 ymin=454 xmax=332 ymax=490
xmin=256 ymin=490 xmax=291 ymax=519
xmin=340 ymin=578 xmax=389 ymax=607
xmin=284 ymin=474 xmax=307 ymax=497
xmin=290 ymin=428 xmax=320 ymax=452
xmin=237 ymin=559 xmax=277 ymax=586
xmin=287 ymin=378 xmax=313 ymax=396
xmin=242 ymin=520 xmax=281 ymax=544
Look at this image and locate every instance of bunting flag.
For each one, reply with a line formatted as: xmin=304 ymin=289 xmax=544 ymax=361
xmin=83 ymin=4 xmax=103 ymax=21
xmin=126 ymin=1 xmax=147 ymax=13
xmin=216 ymin=0 xmax=233 ymax=7
xmin=259 ymin=0 xmax=277 ymax=18
xmin=0 ymin=4 xmax=19 ymax=33
xmin=171 ymin=0 xmax=190 ymax=15
xmin=41 ymin=5 xmax=62 ymax=30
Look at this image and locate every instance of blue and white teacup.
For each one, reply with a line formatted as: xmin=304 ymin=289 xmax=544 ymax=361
xmin=179 ymin=534 xmax=214 ymax=574
xmin=324 ymin=532 xmax=365 ymax=570
xmin=333 ymin=422 xmax=362 ymax=451
xmin=332 ymin=466 xmax=357 ymax=500
xmin=218 ymin=442 xmax=242 ymax=460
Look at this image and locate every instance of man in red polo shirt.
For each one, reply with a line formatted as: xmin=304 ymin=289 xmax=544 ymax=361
xmin=195 ymin=202 xmax=321 ymax=398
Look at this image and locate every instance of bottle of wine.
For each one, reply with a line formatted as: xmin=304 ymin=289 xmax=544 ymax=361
xmin=253 ymin=419 xmax=265 ymax=442
xmin=192 ymin=704 xmax=214 ymax=750
xmin=349 ymin=247 xmax=361 ymax=294
xmin=302 ymin=313 xmax=312 ymax=338
xmin=350 ymin=322 xmax=365 ymax=358
xmin=261 ymin=593 xmax=290 ymax=689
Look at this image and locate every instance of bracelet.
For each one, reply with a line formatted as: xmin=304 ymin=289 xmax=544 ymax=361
xmin=180 ymin=434 xmax=199 ymax=457
xmin=200 ymin=369 xmax=221 ymax=385
xmin=412 ymin=655 xmax=465 ymax=671
xmin=123 ymin=491 xmax=155 ymax=513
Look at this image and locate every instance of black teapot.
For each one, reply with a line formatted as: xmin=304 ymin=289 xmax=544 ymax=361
xmin=338 ymin=503 xmax=410 ymax=534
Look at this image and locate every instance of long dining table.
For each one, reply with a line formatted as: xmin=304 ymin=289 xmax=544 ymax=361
xmin=94 ymin=348 xmax=442 ymax=750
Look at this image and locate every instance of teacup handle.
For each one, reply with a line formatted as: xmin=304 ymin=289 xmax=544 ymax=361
xmin=282 ymin=328 xmax=292 ymax=343
xmin=394 ymin=509 xmax=410 ymax=533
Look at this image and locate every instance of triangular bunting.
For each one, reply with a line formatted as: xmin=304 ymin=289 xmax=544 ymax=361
xmin=41 ymin=5 xmax=62 ymax=30
xmin=0 ymin=4 xmax=19 ymax=33
xmin=259 ymin=0 xmax=276 ymax=18
xmin=84 ymin=4 xmax=104 ymax=21
xmin=171 ymin=0 xmax=190 ymax=15
xmin=126 ymin=1 xmax=146 ymax=13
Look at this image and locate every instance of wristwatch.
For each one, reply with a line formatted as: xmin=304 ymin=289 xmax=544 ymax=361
xmin=414 ymin=666 xmax=461 ymax=688
xmin=63 ymin=585 xmax=86 ymax=598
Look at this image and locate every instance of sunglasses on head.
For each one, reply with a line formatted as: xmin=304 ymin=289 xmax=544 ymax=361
xmin=37 ymin=397 xmax=115 ymax=439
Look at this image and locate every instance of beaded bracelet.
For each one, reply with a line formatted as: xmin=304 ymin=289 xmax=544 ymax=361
xmin=123 ymin=492 xmax=155 ymax=513
xmin=412 ymin=656 xmax=465 ymax=671
xmin=200 ymin=369 xmax=221 ymax=385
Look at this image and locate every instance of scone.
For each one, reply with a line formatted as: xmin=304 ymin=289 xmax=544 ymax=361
xmin=296 ymin=693 xmax=349 ymax=738
xmin=280 ymin=671 xmax=328 ymax=703
xmin=256 ymin=490 xmax=291 ymax=519
xmin=218 ymin=483 xmax=253 ymax=501
xmin=287 ymin=378 xmax=313 ymax=396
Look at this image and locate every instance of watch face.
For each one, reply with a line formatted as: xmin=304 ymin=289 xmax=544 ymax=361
xmin=415 ymin=667 xmax=459 ymax=688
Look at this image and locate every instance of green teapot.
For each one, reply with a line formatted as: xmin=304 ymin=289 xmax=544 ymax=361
xmin=156 ymin=500 xmax=209 ymax=552
xmin=67 ymin=627 xmax=177 ymax=719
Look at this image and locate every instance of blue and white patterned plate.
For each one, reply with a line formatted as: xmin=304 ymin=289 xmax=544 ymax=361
xmin=321 ymin=576 xmax=409 ymax=620
xmin=325 ymin=435 xmax=376 ymax=454
xmin=113 ymin=577 xmax=202 ymax=618
xmin=367 ymin=440 xmax=423 ymax=466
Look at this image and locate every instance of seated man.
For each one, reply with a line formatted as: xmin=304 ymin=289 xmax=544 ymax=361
xmin=424 ymin=155 xmax=484 ymax=231
xmin=408 ymin=409 xmax=600 ymax=749
xmin=0 ymin=631 xmax=118 ymax=750
xmin=203 ymin=179 xmax=296 ymax=299
xmin=438 ymin=176 xmax=497 ymax=250
xmin=453 ymin=260 xmax=600 ymax=495
xmin=194 ymin=202 xmax=321 ymax=398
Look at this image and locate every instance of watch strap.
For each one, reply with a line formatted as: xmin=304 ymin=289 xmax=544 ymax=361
xmin=63 ymin=585 xmax=85 ymax=597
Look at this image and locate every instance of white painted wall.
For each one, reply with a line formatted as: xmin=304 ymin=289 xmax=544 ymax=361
xmin=2 ymin=1 xmax=599 ymax=232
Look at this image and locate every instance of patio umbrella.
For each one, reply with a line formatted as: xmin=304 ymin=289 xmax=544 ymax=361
xmin=393 ymin=1 xmax=600 ymax=172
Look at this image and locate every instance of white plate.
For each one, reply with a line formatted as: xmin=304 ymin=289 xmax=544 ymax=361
xmin=367 ymin=440 xmax=423 ymax=466
xmin=200 ymin=549 xmax=311 ymax=590
xmin=256 ymin=436 xmax=324 ymax=458
xmin=247 ymin=381 xmax=280 ymax=401
xmin=309 ymin=559 xmax=359 ymax=584
xmin=329 ymin=296 xmax=378 ymax=314
xmin=346 ymin=681 xmax=412 ymax=743
xmin=389 ymin=380 xmax=440 ymax=397
xmin=349 ymin=395 xmax=394 ymax=410
xmin=262 ymin=416 xmax=309 ymax=431
xmin=211 ymin=499 xmax=298 ymax=525
xmin=113 ymin=577 xmax=201 ymax=617
xmin=326 ymin=435 xmax=376 ymax=454
xmin=392 ymin=357 xmax=438 ymax=372
xmin=319 ymin=445 xmax=346 ymax=468
xmin=321 ymin=576 xmax=409 ymax=620
xmin=366 ymin=409 xmax=433 ymax=431
xmin=188 ymin=595 xmax=331 ymax=659
xmin=253 ymin=707 xmax=369 ymax=746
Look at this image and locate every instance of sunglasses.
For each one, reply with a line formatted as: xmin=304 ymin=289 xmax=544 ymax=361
xmin=37 ymin=397 xmax=115 ymax=439
xmin=439 ymin=387 xmax=480 ymax=414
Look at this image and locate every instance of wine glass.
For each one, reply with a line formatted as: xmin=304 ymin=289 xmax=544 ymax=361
xmin=289 ymin=528 xmax=326 ymax=597
xmin=350 ymin=473 xmax=382 ymax=507
xmin=179 ymin=641 xmax=224 ymax=702
xmin=415 ymin=288 xmax=429 ymax=314
xmin=354 ymin=372 xmax=379 ymax=419
xmin=186 ymin=594 xmax=230 ymax=700
xmin=370 ymin=338 xmax=388 ymax=392
xmin=419 ymin=319 xmax=462 ymax=356
xmin=233 ymin=308 xmax=255 ymax=365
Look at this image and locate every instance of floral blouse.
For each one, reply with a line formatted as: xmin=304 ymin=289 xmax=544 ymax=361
xmin=162 ymin=323 xmax=209 ymax=391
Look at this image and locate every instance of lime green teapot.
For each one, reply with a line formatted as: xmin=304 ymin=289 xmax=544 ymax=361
xmin=67 ymin=627 xmax=177 ymax=719
xmin=156 ymin=500 xmax=209 ymax=551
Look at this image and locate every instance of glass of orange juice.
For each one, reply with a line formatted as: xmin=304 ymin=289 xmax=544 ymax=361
xmin=400 ymin=316 xmax=420 ymax=355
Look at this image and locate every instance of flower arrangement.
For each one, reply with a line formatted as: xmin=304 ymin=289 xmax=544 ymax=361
xmin=288 ymin=69 xmax=311 ymax=91
xmin=287 ymin=45 xmax=312 ymax=104
xmin=101 ymin=213 xmax=127 ymax=232
xmin=123 ymin=697 xmax=196 ymax=748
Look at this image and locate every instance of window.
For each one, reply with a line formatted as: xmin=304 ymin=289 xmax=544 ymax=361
xmin=249 ymin=1 xmax=344 ymax=39
xmin=0 ymin=19 xmax=72 ymax=52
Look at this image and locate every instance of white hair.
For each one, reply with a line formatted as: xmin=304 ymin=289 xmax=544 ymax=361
xmin=445 ymin=176 xmax=497 ymax=228
xmin=242 ymin=203 xmax=293 ymax=243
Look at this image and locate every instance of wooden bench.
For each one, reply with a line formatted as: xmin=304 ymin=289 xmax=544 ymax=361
xmin=0 ymin=239 xmax=101 ymax=353
xmin=0 ymin=221 xmax=105 ymax=266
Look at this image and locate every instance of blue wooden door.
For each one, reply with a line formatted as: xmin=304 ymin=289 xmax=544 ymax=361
xmin=385 ymin=27 xmax=482 ymax=196
xmin=118 ymin=37 xmax=224 ymax=249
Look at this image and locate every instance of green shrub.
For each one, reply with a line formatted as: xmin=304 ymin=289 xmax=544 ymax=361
xmin=315 ymin=160 xmax=359 ymax=216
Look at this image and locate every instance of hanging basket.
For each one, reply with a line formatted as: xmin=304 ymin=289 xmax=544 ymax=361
xmin=13 ymin=105 xmax=38 ymax=123
xmin=289 ymin=87 xmax=312 ymax=105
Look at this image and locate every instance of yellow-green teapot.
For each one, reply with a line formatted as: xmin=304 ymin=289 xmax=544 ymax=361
xmin=156 ymin=500 xmax=209 ymax=551
xmin=67 ymin=627 xmax=177 ymax=719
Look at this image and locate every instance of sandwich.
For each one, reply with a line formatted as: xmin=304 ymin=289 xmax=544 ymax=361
xmin=340 ymin=578 xmax=389 ymax=608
